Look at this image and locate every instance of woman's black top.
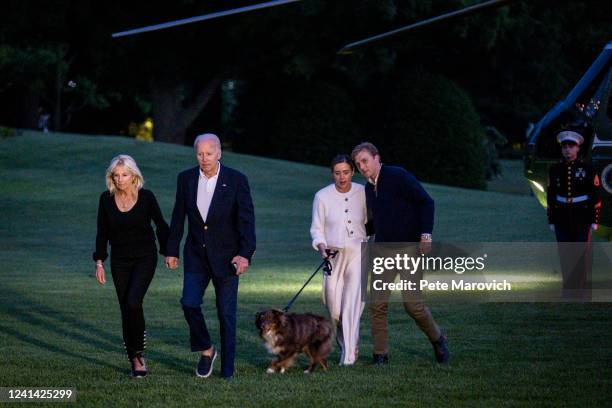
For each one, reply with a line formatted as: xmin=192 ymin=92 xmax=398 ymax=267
xmin=93 ymin=189 xmax=169 ymax=262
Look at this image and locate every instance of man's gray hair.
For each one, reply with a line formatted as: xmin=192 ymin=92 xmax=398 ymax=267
xmin=193 ymin=133 xmax=222 ymax=151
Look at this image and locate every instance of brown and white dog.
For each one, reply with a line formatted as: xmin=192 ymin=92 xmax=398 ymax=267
xmin=255 ymin=309 xmax=333 ymax=374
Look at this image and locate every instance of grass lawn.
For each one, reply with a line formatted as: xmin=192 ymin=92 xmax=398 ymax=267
xmin=487 ymin=160 xmax=532 ymax=196
xmin=0 ymin=131 xmax=610 ymax=407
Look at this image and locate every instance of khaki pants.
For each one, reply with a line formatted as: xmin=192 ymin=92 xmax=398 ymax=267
xmin=368 ymin=246 xmax=441 ymax=354
xmin=369 ymin=298 xmax=441 ymax=355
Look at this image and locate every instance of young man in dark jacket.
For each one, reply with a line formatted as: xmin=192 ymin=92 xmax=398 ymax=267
xmin=352 ymin=142 xmax=449 ymax=365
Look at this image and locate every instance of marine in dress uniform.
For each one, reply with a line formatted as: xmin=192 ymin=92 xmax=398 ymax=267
xmin=547 ymin=130 xmax=602 ymax=298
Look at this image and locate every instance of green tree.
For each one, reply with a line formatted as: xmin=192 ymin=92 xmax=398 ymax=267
xmin=0 ymin=1 xmax=115 ymax=131
xmin=236 ymin=78 xmax=357 ymax=165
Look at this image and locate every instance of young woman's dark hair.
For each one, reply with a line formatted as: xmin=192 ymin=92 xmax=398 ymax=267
xmin=330 ymin=154 xmax=354 ymax=172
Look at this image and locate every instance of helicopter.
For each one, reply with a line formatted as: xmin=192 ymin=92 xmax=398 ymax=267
xmin=524 ymin=41 xmax=612 ymax=228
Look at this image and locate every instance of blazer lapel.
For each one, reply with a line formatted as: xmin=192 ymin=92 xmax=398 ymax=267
xmin=189 ymin=167 xmax=206 ymax=226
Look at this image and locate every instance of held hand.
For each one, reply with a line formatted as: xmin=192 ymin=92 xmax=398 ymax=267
xmin=591 ymin=223 xmax=599 ymax=231
xmin=317 ymin=243 xmax=329 ymax=259
xmin=165 ymin=256 xmax=179 ymax=269
xmin=231 ymin=255 xmax=249 ymax=276
xmin=419 ymin=239 xmax=432 ymax=256
xmin=549 ymin=224 xmax=555 ymax=233
xmin=95 ymin=264 xmax=106 ymax=285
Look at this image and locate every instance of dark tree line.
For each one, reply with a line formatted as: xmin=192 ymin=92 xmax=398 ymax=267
xmin=1 ymin=0 xmax=611 ymax=188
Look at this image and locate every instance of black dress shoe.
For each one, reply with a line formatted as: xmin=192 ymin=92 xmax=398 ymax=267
xmin=196 ymin=348 xmax=217 ymax=378
xmin=372 ymin=353 xmax=389 ymax=365
xmin=131 ymin=355 xmax=147 ymax=378
xmin=432 ymin=334 xmax=450 ymax=364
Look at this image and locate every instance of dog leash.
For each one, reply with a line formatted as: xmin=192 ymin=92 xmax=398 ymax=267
xmin=282 ymin=250 xmax=338 ymax=313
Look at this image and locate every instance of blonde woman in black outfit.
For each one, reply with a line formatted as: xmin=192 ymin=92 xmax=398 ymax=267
xmin=93 ymin=154 xmax=169 ymax=378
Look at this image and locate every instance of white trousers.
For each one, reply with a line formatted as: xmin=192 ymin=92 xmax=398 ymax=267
xmin=322 ymin=240 xmax=364 ymax=365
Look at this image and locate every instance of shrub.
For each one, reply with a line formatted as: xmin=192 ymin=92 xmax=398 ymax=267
xmin=372 ymin=71 xmax=487 ymax=189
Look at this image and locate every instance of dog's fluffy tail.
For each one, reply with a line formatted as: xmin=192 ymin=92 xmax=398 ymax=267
xmin=310 ymin=314 xmax=333 ymax=344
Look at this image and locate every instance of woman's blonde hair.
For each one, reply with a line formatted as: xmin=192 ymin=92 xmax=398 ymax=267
xmin=105 ymin=154 xmax=144 ymax=194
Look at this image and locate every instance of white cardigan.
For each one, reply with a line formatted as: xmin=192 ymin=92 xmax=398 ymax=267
xmin=310 ymin=182 xmax=367 ymax=250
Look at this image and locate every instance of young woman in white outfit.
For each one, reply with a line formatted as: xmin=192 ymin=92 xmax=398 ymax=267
xmin=310 ymin=154 xmax=367 ymax=365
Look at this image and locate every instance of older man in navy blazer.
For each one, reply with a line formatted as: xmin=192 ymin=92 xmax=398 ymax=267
xmin=352 ymin=142 xmax=448 ymax=365
xmin=165 ymin=133 xmax=256 ymax=379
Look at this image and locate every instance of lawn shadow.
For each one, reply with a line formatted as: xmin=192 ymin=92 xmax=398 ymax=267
xmin=0 ymin=323 xmax=123 ymax=372
xmin=0 ymin=285 xmax=192 ymax=374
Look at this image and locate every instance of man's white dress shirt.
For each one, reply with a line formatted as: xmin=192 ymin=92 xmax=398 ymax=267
xmin=197 ymin=162 xmax=220 ymax=223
